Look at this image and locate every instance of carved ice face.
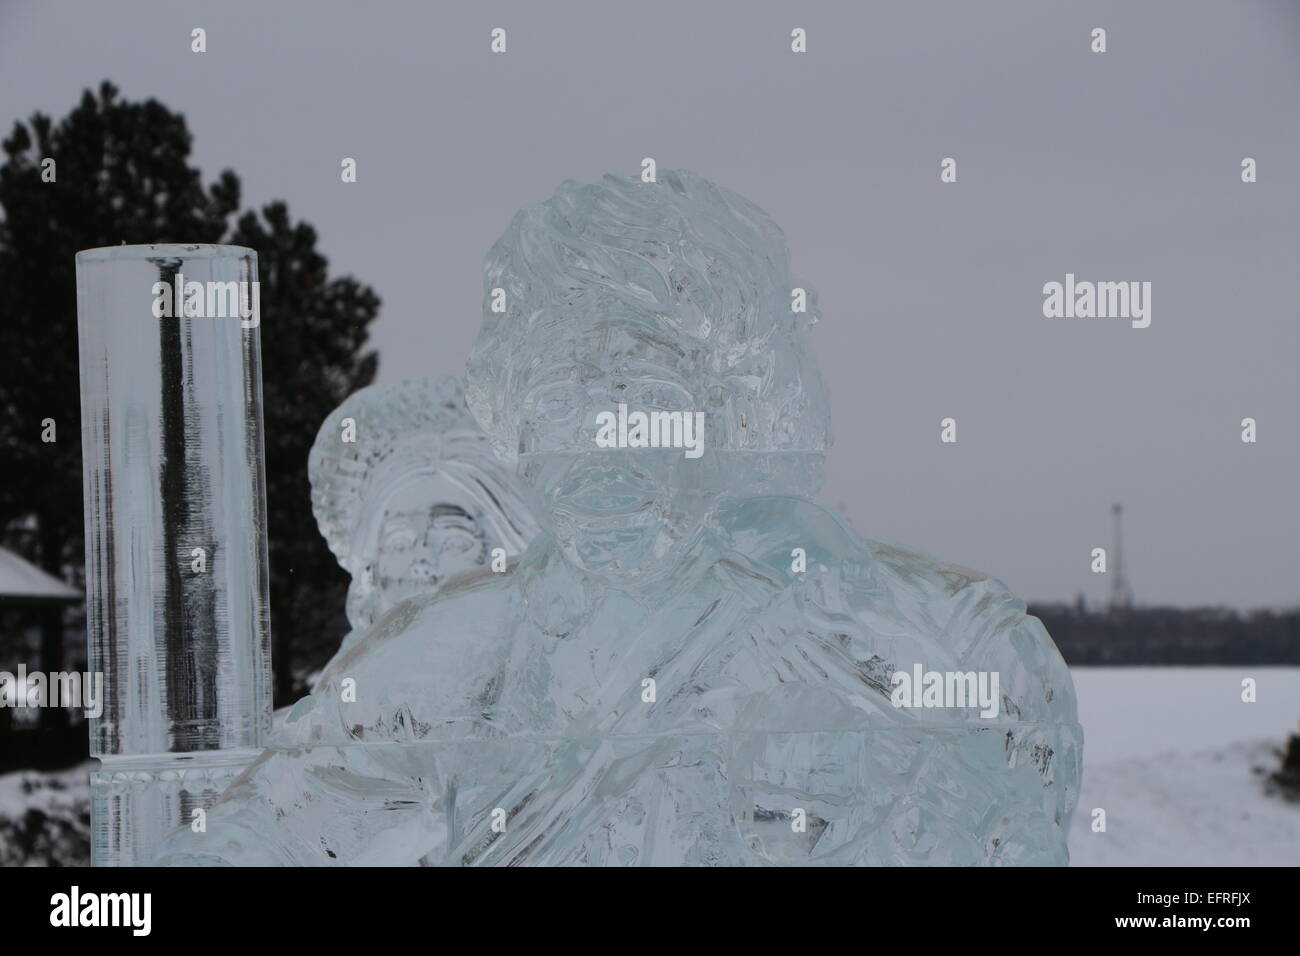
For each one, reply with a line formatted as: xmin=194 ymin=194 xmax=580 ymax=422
xmin=512 ymin=323 xmax=722 ymax=584
xmin=514 ymin=324 xmax=701 ymax=455
xmin=353 ymin=481 xmax=489 ymax=624
xmin=520 ymin=442 xmax=730 ymax=588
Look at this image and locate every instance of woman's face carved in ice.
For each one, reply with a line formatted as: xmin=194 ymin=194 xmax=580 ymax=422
xmin=352 ymin=480 xmax=490 ymax=625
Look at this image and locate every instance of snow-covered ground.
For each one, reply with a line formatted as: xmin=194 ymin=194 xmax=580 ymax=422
xmin=2 ymin=667 xmax=1297 ymax=865
xmin=1070 ymin=667 xmax=1300 ymax=763
xmin=1068 ymin=738 xmax=1297 ymax=866
xmin=1067 ymin=667 xmax=1300 ymax=866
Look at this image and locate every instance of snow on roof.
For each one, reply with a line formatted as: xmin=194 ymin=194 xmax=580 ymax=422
xmin=0 ymin=547 xmax=81 ymax=602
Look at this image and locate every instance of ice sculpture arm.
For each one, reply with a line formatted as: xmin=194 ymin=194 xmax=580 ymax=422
xmin=722 ymin=603 xmax=1079 ymax=865
xmin=153 ymin=703 xmax=450 ymax=866
xmin=155 ymin=581 xmax=514 ymax=867
xmin=712 ymin=498 xmax=1081 ymax=864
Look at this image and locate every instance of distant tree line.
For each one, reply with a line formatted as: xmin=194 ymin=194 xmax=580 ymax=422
xmin=1031 ymin=605 xmax=1300 ymax=666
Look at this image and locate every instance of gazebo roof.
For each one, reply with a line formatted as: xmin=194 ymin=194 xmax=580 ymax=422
xmin=0 ymin=546 xmax=81 ymax=605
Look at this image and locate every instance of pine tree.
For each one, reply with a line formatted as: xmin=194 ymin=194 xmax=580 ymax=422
xmin=0 ymin=82 xmax=378 ymax=707
xmin=230 ymin=202 xmax=378 ymax=701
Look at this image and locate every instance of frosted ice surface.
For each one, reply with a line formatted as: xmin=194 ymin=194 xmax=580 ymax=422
xmin=156 ymin=171 xmax=1081 ymax=866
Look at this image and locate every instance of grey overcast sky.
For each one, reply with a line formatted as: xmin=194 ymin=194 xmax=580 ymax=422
xmin=2 ymin=0 xmax=1297 ymax=608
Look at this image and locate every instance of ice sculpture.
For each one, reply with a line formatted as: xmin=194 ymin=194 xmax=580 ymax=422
xmin=155 ymin=171 xmax=1081 ymax=866
xmin=307 ymin=375 xmax=537 ymax=661
xmin=76 ymin=244 xmax=272 ymax=866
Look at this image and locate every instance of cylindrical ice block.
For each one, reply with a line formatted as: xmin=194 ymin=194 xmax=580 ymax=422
xmin=76 ymin=244 xmax=272 ymax=865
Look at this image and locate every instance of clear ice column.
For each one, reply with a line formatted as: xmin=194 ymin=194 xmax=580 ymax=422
xmin=75 ymin=244 xmax=272 ymax=866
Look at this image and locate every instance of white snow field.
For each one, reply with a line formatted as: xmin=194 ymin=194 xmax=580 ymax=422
xmin=1067 ymin=667 xmax=1300 ymax=866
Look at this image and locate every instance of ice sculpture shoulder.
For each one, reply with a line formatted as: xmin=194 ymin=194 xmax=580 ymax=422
xmin=156 ymin=170 xmax=1081 ymax=866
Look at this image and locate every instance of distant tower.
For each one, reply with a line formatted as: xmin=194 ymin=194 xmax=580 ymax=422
xmin=1109 ymin=502 xmax=1134 ymax=611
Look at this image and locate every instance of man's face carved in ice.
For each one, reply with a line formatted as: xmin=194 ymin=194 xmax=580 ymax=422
xmin=530 ymin=452 xmax=716 ymax=584
xmin=518 ymin=323 xmax=716 ymax=584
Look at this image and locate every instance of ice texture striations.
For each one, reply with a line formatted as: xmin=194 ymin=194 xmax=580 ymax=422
xmin=77 ymin=244 xmax=272 ymax=866
xmin=155 ymin=171 xmax=1081 ymax=866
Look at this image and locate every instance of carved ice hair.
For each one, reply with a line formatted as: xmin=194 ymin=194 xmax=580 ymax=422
xmin=465 ymin=169 xmax=832 ymax=465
